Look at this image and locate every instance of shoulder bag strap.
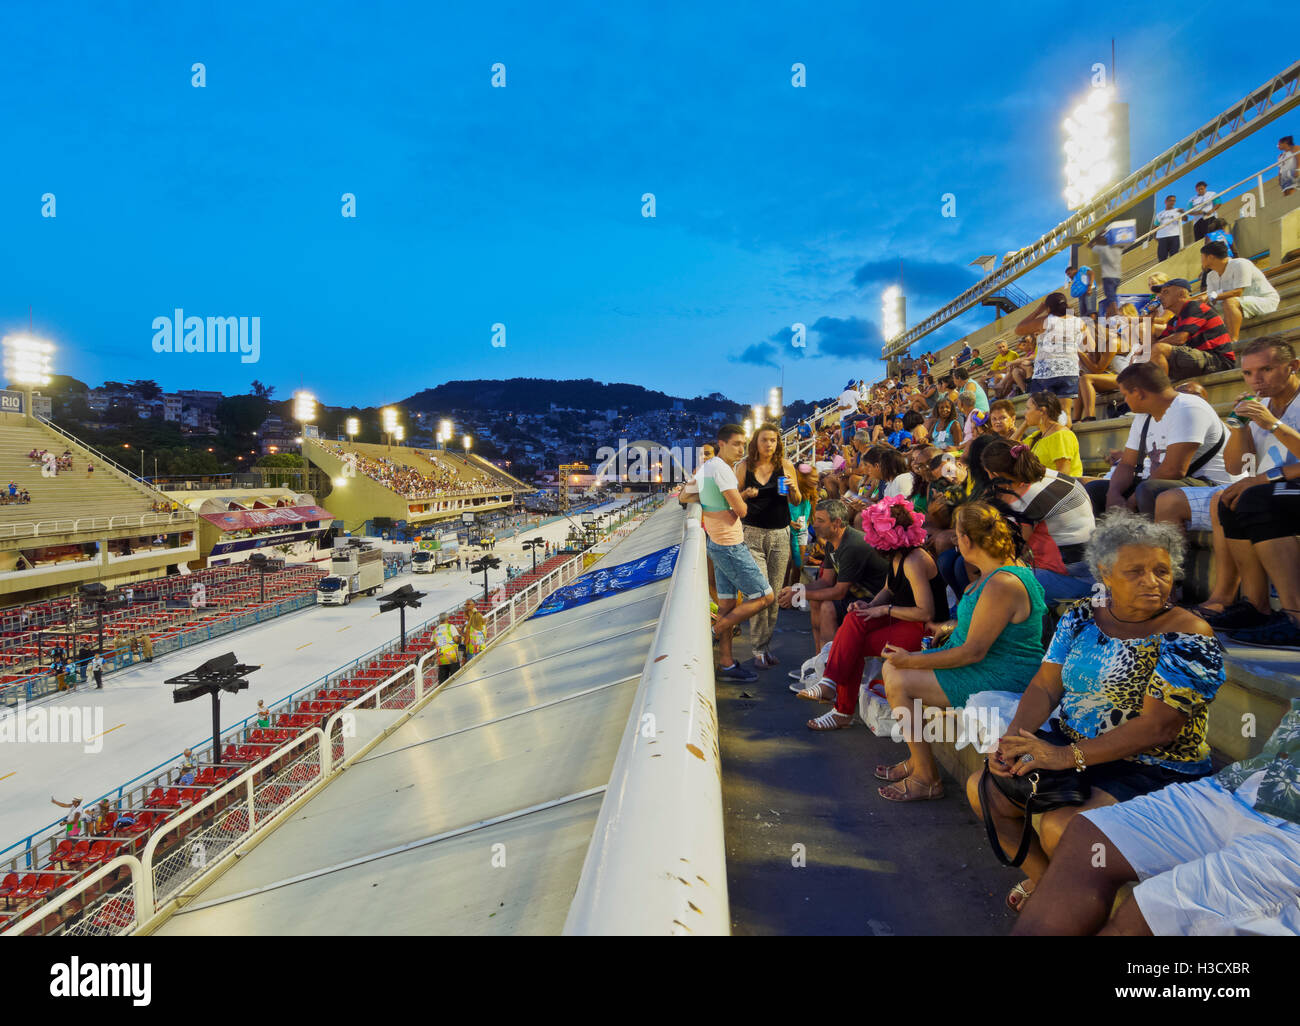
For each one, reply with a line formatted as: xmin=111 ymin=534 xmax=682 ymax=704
xmin=979 ymin=760 xmax=1035 ymax=868
xmin=1186 ymin=419 xmax=1226 ymax=479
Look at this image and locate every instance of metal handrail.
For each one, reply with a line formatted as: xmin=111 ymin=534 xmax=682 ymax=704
xmin=32 ymin=414 xmax=171 ymax=498
xmin=884 ymin=59 xmax=1300 ymax=357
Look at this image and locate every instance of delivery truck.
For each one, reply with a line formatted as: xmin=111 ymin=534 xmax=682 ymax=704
xmin=316 ymin=542 xmax=384 ymax=605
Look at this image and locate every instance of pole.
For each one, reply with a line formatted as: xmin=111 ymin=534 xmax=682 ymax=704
xmin=211 ymin=691 xmax=222 ymax=766
xmin=482 ymin=567 xmax=489 ymax=604
xmin=399 ymin=606 xmax=407 ymax=651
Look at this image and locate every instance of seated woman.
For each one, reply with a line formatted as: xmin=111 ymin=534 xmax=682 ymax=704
xmin=981 ymin=439 xmax=1097 ymax=603
xmin=797 ymin=496 xmax=948 ymax=728
xmin=929 ymin=397 xmax=962 ymax=449
xmin=966 ymin=510 xmax=1224 ymax=913
xmin=1016 ymin=390 xmax=1083 ymax=477
xmin=1075 ymin=302 xmax=1136 ymax=422
xmin=874 ymin=502 xmax=1048 ymax=801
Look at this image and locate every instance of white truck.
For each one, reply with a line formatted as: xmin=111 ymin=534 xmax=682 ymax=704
xmin=412 ymin=532 xmax=459 ymax=574
xmin=316 ymin=543 xmax=384 ymax=605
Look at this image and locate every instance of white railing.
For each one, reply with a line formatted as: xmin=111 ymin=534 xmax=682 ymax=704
xmin=0 ymin=510 xmax=196 ymax=540
xmin=4 ymin=855 xmax=146 ymax=938
xmin=564 ymin=505 xmax=730 ymax=936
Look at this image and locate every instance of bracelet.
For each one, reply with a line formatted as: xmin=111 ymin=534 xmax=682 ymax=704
xmin=1069 ymin=742 xmax=1087 ymax=773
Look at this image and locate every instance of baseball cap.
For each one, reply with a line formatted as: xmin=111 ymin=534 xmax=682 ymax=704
xmin=1161 ymin=278 xmax=1193 ymax=291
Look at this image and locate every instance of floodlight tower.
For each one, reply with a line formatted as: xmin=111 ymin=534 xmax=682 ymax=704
xmin=2 ymin=334 xmax=54 ymax=425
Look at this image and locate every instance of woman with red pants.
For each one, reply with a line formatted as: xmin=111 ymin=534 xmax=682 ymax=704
xmin=796 ymin=496 xmax=949 ymax=730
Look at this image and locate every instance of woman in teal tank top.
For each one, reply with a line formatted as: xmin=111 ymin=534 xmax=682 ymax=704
xmin=875 ymin=502 xmax=1047 ymax=802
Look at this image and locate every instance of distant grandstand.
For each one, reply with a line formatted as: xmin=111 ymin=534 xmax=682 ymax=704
xmin=302 ymin=437 xmax=527 ymax=533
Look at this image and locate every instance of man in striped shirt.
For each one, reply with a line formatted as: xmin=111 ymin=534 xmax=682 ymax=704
xmin=1146 ymin=278 xmax=1235 ymax=382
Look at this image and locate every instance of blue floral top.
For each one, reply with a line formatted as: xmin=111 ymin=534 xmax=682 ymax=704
xmin=1043 ymin=602 xmax=1225 ymax=774
xmin=1216 ymin=699 xmax=1300 ymax=826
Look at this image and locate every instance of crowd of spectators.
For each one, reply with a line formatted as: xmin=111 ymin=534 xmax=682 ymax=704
xmin=681 ymin=303 xmax=1300 ymax=934
xmin=322 ymin=443 xmax=496 ymax=499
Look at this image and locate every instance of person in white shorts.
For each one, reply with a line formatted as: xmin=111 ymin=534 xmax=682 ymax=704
xmin=1014 ymin=697 xmax=1300 ymax=936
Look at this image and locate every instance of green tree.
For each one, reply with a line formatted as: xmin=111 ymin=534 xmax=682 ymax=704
xmin=216 ymin=395 xmax=270 ymax=437
xmin=131 ymin=379 xmax=163 ymax=400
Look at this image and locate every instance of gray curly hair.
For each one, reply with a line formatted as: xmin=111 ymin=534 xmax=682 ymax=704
xmin=1085 ymin=509 xmax=1185 ymax=580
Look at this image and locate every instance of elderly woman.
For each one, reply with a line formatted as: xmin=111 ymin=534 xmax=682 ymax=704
xmin=966 ymin=510 xmax=1224 ymax=913
xmin=796 ymin=496 xmax=948 ymax=729
xmin=873 ymin=502 xmax=1048 ymax=801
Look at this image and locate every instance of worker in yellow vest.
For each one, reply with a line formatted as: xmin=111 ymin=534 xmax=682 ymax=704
xmin=433 ymin=612 xmax=461 ymax=683
xmin=462 ymin=600 xmax=487 ymax=660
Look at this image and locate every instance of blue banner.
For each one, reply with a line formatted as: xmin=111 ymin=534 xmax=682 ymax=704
xmin=532 ymin=543 xmax=679 ymax=618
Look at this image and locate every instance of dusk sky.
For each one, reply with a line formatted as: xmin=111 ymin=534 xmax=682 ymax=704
xmin=1 ymin=2 xmax=1295 ymax=407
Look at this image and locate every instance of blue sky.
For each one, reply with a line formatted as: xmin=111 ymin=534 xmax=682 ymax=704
xmin=1 ymin=1 xmax=1294 ymax=407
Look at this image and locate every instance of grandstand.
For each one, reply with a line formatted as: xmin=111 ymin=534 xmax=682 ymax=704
xmin=0 ymin=413 xmax=198 ymax=601
xmin=302 ymin=437 xmax=516 ymax=532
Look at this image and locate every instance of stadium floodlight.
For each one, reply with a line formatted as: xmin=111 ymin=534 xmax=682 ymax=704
xmin=394 ymin=425 xmax=405 ymax=443
xmin=742 ymin=417 xmax=753 ymax=437
xmin=293 ymin=390 xmax=317 ymax=424
xmin=881 ymin=285 xmax=905 ymax=342
xmin=768 ymin=386 xmax=783 ymax=420
xmin=1062 ymin=86 xmax=1117 ymax=209
xmin=381 ymin=407 xmax=398 ymax=433
xmin=462 ymin=434 xmax=472 ymax=453
xmin=345 ymin=416 xmax=359 ymax=440
xmin=167 ymin=652 xmax=260 ymax=765
xmin=3 ymin=334 xmax=54 ymax=388
xmin=333 ymin=476 xmax=347 ymax=487
xmin=751 ymin=405 xmax=765 ymax=430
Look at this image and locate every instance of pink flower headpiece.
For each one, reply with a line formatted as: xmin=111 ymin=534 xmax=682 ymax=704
xmin=860 ymin=495 xmax=927 ymax=551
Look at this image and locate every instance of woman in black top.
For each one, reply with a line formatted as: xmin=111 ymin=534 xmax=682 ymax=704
xmin=736 ymin=423 xmax=801 ymax=670
xmin=799 ymin=497 xmax=949 ymax=731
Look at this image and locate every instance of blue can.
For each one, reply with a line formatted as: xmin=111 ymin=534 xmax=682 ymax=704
xmin=777 ymin=476 xmax=788 ymax=495
xmin=921 ymin=636 xmax=934 ymax=650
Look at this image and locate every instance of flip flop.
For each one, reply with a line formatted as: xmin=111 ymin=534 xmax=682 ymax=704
xmin=874 ymin=759 xmax=912 ymax=782
xmin=1006 ymin=880 xmax=1034 ymax=913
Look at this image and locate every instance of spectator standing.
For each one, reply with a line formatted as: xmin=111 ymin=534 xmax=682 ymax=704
xmin=1280 ymin=135 xmax=1299 ymax=195
xmin=141 ymin=634 xmax=154 ymax=663
xmin=735 ymin=424 xmax=800 ymax=669
xmin=682 ymin=424 xmax=774 ymax=684
xmin=1153 ymin=195 xmax=1183 ymax=260
xmin=1090 ymin=231 xmax=1126 ymax=317
xmin=124 ymin=586 xmax=134 ymax=607
xmin=51 ymin=797 xmax=84 ymax=837
xmin=256 ymin=700 xmax=271 ymax=728
xmin=1016 ymin=292 xmax=1093 ymax=411
xmin=77 ymin=645 xmax=93 ymax=683
xmin=1065 ymin=264 xmax=1095 ymax=316
xmin=1187 ymin=181 xmax=1218 ymax=240
xmin=1201 ymin=242 xmax=1280 ymax=343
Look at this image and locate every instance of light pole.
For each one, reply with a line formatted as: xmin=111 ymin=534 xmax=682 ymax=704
xmin=294 ymin=391 xmax=317 ymax=462
xmin=382 ymin=407 xmax=398 ymax=451
xmin=463 ymin=434 xmax=472 ymax=455
xmin=345 ymin=416 xmax=359 ymax=445
xmin=439 ymin=420 xmax=452 ymax=451
xmin=2 ymin=333 xmax=54 ymax=425
xmin=469 ymin=554 xmax=501 ymax=604
xmin=379 ymin=583 xmax=425 ymax=652
xmin=521 ymin=536 xmax=544 ymax=572
xmin=168 ymin=652 xmax=260 ymax=766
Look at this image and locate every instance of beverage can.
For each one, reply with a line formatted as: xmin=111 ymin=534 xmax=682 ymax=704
xmin=777 ymin=476 xmax=788 ymax=495
xmin=921 ymin=636 xmax=934 ymax=650
xmin=1226 ymin=395 xmax=1257 ymax=429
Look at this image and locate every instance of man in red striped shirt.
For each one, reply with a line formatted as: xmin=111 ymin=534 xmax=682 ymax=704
xmin=1146 ymin=278 xmax=1236 ymax=382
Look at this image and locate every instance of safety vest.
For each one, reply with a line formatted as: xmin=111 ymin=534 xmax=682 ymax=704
xmin=464 ymin=627 xmax=487 ymax=654
xmin=434 ymin=624 xmax=460 ymax=665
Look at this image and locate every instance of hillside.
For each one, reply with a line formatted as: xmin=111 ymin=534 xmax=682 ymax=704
xmin=403 ymin=378 xmax=741 ymax=416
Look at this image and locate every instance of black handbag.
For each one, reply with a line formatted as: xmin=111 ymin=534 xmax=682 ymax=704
xmin=978 ymin=758 xmax=1092 ymax=868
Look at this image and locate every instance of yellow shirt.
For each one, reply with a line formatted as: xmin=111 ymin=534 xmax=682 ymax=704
xmin=1031 ymin=428 xmax=1083 ymax=477
xmin=988 ymin=350 xmax=1016 ymax=373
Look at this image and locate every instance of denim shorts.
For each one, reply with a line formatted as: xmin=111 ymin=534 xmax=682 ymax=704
xmin=706 ymin=536 xmax=774 ymax=600
xmin=1032 ymin=374 xmax=1079 ymax=399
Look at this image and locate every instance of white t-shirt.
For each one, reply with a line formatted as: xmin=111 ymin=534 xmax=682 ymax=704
xmin=1206 ymin=258 xmax=1279 ymax=305
xmin=838 ymin=388 xmax=861 ymax=413
xmin=883 ymin=472 xmax=915 ymax=499
xmin=1188 ymin=190 xmax=1217 ymax=217
xmin=1248 ymin=388 xmax=1300 ymax=474
xmin=1124 ymin=392 xmax=1232 ymax=484
xmin=1154 ymin=207 xmax=1183 ymax=238
xmin=693 ymin=456 xmax=744 ymax=545
xmin=1093 ymin=243 xmax=1123 ymax=280
xmin=1033 ymin=314 xmax=1088 ymax=379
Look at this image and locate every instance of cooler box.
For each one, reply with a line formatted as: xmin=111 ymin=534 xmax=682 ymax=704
xmin=1103 ymin=219 xmax=1137 ymax=246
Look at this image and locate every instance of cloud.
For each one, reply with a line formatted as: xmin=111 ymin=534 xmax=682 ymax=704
xmin=811 ymin=316 xmax=880 ymax=360
xmin=851 ymin=259 xmax=982 ymax=300
xmin=730 ymin=341 xmax=781 ymax=368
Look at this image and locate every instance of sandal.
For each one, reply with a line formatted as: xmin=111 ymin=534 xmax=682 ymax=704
xmin=796 ymin=681 xmax=835 ymax=702
xmin=877 ymin=777 xmax=944 ymax=802
xmin=807 ymin=708 xmax=853 ymax=731
xmin=874 ymin=759 xmax=912 ymax=782
xmin=1006 ymin=880 xmax=1034 ymax=914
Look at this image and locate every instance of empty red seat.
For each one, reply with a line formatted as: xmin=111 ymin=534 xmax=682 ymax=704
xmin=29 ymin=873 xmax=71 ymax=901
xmin=51 ymin=840 xmax=75 ymax=865
xmin=158 ymin=788 xmax=182 ymax=808
xmin=65 ymin=840 xmax=91 ymax=866
xmin=144 ymin=786 xmax=166 ymax=808
xmin=10 ymin=874 xmax=39 ymax=901
xmin=0 ymin=872 xmax=19 ymax=901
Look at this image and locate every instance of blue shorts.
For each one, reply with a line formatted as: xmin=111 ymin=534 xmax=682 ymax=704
xmin=706 ymin=536 xmax=774 ymax=600
xmin=1032 ymin=374 xmax=1079 ymax=399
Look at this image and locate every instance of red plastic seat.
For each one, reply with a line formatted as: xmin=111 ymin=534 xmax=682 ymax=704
xmin=126 ymin=812 xmax=155 ymax=836
xmin=29 ymin=873 xmax=71 ymax=901
xmin=0 ymin=872 xmax=18 ymax=900
xmin=144 ymin=786 xmax=166 ymax=808
xmin=51 ymin=840 xmax=75 ymax=865
xmin=10 ymin=874 xmax=39 ymax=901
xmin=158 ymin=788 xmax=182 ymax=809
